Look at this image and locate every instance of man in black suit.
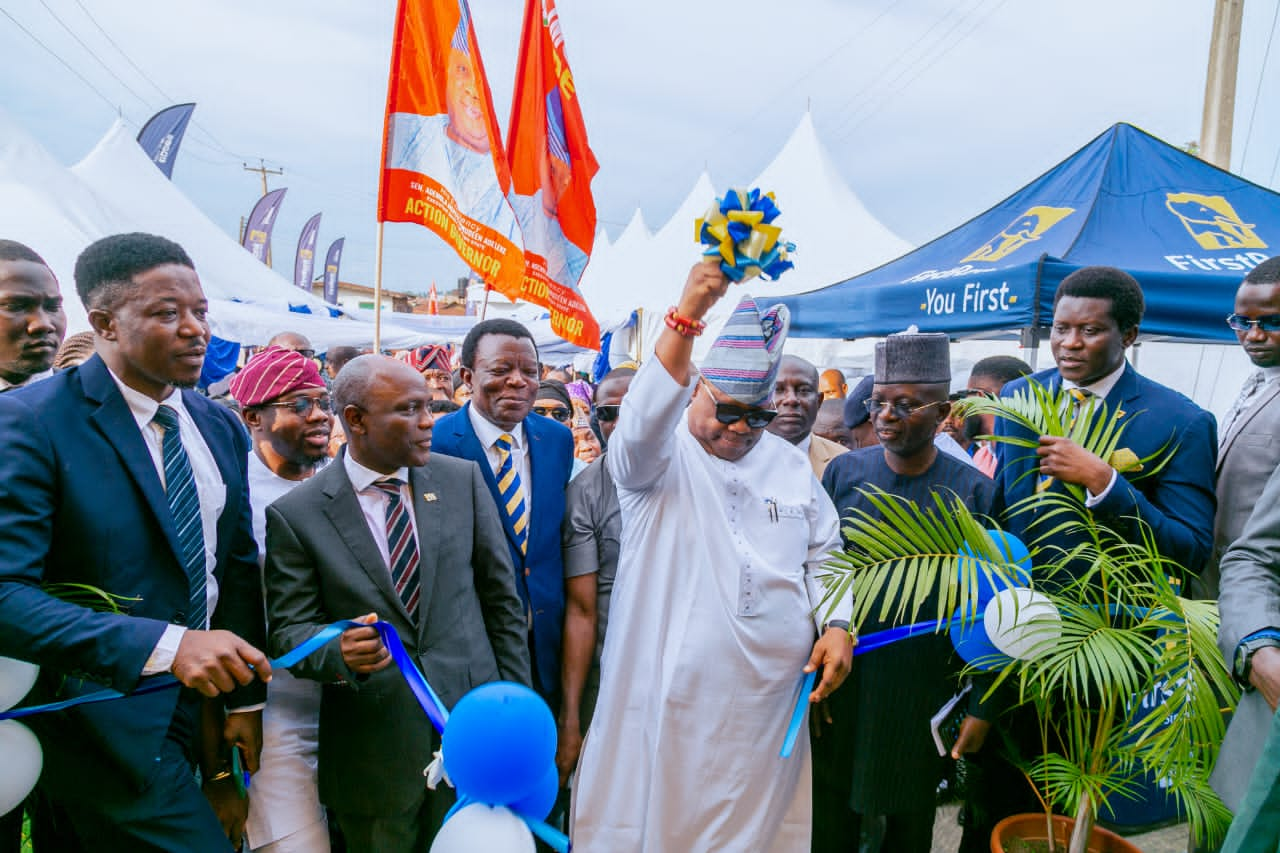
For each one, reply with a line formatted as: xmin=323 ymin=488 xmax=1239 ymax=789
xmin=264 ymin=355 xmax=530 ymax=852
xmin=0 ymin=232 xmax=271 ymax=852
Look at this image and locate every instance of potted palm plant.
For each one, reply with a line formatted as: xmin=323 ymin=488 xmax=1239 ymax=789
xmin=819 ymin=382 xmax=1236 ymax=853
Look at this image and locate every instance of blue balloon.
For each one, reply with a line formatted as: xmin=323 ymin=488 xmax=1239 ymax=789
xmin=443 ymin=682 xmax=557 ymax=806
xmin=950 ymin=615 xmax=1012 ymax=671
xmin=959 ymin=529 xmax=1032 ymax=606
xmin=508 ymin=762 xmax=558 ymax=822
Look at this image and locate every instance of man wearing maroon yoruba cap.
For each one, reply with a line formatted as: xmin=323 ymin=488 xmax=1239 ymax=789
xmin=409 ymin=344 xmax=452 ymax=400
xmin=229 ymin=345 xmax=335 ymax=852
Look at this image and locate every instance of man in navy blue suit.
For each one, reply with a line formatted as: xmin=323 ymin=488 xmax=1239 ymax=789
xmin=430 ymin=318 xmax=573 ymax=704
xmin=0 ymin=233 xmax=271 ymax=852
xmin=957 ymin=266 xmax=1217 ymax=852
xmin=994 ymin=265 xmax=1217 ymax=575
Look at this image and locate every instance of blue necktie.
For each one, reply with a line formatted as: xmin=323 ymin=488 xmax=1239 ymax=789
xmin=494 ymin=434 xmax=529 ymax=555
xmin=153 ymin=405 xmax=207 ymax=630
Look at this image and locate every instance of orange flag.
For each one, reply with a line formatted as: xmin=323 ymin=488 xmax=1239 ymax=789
xmin=378 ymin=0 xmax=524 ymax=296
xmin=506 ymin=0 xmax=601 ymax=349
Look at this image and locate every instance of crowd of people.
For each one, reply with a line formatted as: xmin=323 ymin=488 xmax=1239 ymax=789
xmin=0 ymin=230 xmax=1278 ymax=853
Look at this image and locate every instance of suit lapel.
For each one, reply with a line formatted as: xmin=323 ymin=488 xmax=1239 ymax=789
xmin=407 ymin=465 xmax=441 ymax=641
xmin=80 ymin=356 xmax=184 ymax=568
xmin=184 ymin=391 xmax=237 ymax=568
xmin=1219 ymin=380 xmax=1280 ymax=468
xmin=319 ymin=462 xmax=413 ymax=623
xmin=455 ymin=403 xmax=523 ymax=554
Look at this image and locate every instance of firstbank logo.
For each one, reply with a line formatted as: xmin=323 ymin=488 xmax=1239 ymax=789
xmin=1165 ymin=193 xmax=1268 ymax=251
xmin=961 ymin=206 xmax=1076 ymax=263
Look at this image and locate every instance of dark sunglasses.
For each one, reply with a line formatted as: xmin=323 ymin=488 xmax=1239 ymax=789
xmin=712 ymin=403 xmax=778 ymax=428
xmin=262 ymin=395 xmax=333 ymax=416
xmin=595 ymin=404 xmax=621 ymax=423
xmin=1227 ymin=313 xmax=1280 ymax=332
xmin=948 ymin=389 xmax=995 ymax=402
xmin=534 ymin=405 xmax=571 ymax=423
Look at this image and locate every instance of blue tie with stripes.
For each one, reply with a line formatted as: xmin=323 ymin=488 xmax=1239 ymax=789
xmin=494 ymin=434 xmax=529 ymax=555
xmin=152 ymin=405 xmax=207 ymax=630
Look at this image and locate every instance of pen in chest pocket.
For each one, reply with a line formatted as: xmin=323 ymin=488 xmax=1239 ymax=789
xmin=765 ymin=498 xmax=778 ymax=523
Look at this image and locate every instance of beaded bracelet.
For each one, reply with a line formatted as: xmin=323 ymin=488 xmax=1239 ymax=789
xmin=664 ymin=307 xmax=706 ymax=337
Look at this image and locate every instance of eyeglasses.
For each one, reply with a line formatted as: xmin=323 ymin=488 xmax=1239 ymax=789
xmin=1227 ymin=313 xmax=1280 ymax=332
xmin=864 ymin=398 xmax=945 ymax=420
xmin=595 ymin=404 xmax=621 ymax=423
xmin=533 ymin=405 xmax=571 ymax=423
xmin=261 ymin=395 xmax=333 ymax=415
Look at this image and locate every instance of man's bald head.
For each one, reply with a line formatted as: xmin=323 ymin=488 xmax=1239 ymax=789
xmin=333 ymin=355 xmax=414 ymax=414
xmin=268 ymin=331 xmax=314 ymax=356
xmin=813 ymin=398 xmax=854 ymax=448
xmin=819 ymin=368 xmax=847 ymax=400
xmin=332 ymin=355 xmax=434 ymax=472
xmin=780 ymin=355 xmax=819 ymax=385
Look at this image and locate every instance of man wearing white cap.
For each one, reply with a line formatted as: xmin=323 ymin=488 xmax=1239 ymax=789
xmin=570 ymin=261 xmax=853 ymax=852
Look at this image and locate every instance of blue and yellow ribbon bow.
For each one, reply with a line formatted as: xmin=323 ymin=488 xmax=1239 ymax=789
xmin=696 ymin=187 xmax=796 ymax=283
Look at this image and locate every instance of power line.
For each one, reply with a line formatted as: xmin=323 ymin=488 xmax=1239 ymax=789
xmin=62 ymin=0 xmax=250 ymax=160
xmin=0 ymin=3 xmax=120 ymax=113
xmin=32 ymin=0 xmax=154 ymax=111
xmin=830 ymin=0 xmax=1011 ymax=145
xmin=1240 ymin=0 xmax=1280 ymax=170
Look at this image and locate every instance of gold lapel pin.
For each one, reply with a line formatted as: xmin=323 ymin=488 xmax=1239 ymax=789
xmin=423 ymin=492 xmax=438 ymax=502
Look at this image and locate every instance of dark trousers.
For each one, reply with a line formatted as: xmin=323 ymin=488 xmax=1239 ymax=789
xmin=35 ymin=695 xmax=232 ymax=853
xmin=847 ymin=809 xmax=936 ymax=853
xmin=333 ymin=787 xmax=455 ymax=853
xmin=812 ymin=686 xmax=858 ymax=853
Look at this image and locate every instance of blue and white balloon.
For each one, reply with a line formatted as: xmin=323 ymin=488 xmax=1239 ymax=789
xmin=429 ymin=803 xmax=535 ymax=853
xmin=984 ymin=588 xmax=1062 ymax=661
xmin=0 ymin=721 xmax=42 ymax=816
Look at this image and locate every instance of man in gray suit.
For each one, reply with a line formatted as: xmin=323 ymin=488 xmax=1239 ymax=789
xmin=264 ymin=355 xmax=531 ymax=852
xmin=1202 ymin=256 xmax=1280 ymax=601
xmin=1214 ymin=459 xmax=1280 ymax=814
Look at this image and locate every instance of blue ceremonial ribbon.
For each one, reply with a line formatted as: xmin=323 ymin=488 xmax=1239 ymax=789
xmin=779 ymin=670 xmax=817 ymax=758
xmin=0 ymin=619 xmax=451 ymax=734
xmin=442 ymin=794 xmax=571 ymax=852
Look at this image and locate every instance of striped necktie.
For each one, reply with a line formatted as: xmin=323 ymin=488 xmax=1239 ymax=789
xmin=494 ymin=434 xmax=529 ymax=555
xmin=152 ymin=404 xmax=207 ymax=630
xmin=372 ymin=479 xmax=420 ymax=619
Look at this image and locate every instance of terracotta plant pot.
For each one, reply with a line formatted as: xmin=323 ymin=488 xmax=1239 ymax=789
xmin=990 ymin=814 xmax=1143 ymax=853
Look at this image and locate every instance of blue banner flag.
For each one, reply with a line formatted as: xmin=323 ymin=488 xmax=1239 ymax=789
xmin=294 ymin=213 xmax=322 ymax=290
xmin=323 ymin=237 xmax=345 ymax=304
xmin=136 ymin=103 xmax=196 ymax=180
xmin=242 ymin=188 xmax=287 ymax=264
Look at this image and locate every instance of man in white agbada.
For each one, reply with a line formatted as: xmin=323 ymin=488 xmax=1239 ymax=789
xmin=571 ymin=262 xmax=854 ymax=852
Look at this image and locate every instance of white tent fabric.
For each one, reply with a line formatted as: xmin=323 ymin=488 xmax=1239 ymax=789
xmin=0 ymin=109 xmax=428 ymax=350
xmin=585 ymin=113 xmax=914 ymax=362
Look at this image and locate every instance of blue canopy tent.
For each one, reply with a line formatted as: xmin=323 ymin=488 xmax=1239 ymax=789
xmin=778 ymin=123 xmax=1280 ymax=344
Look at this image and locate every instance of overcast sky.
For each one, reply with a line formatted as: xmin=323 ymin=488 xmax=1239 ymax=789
xmin=3 ymin=0 xmax=1280 ymax=299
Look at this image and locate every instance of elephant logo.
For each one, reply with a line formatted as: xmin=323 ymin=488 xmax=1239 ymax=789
xmin=1165 ymin=193 xmax=1268 ymax=250
xmin=961 ymin=206 xmax=1076 ymax=263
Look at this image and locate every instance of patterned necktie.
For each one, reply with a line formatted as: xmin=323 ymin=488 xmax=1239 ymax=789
xmin=494 ymin=434 xmax=529 ymax=555
xmin=152 ymin=405 xmax=207 ymax=630
xmin=372 ymin=479 xmax=421 ymax=619
xmin=1222 ymin=370 xmax=1267 ymax=443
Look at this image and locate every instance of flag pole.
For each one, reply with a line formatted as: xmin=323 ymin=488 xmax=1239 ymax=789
xmin=373 ymin=221 xmax=385 ymax=352
xmin=480 ymin=282 xmax=492 ymax=321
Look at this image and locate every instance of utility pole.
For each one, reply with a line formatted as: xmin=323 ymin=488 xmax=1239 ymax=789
xmin=243 ymin=158 xmax=284 ymax=196
xmin=242 ymin=158 xmax=284 ymax=268
xmin=1200 ymin=0 xmax=1245 ymax=169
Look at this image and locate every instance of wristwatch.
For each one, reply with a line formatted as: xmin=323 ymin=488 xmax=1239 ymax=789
xmin=1233 ymin=629 xmax=1280 ymax=685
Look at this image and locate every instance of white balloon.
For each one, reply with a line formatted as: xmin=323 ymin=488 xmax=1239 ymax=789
xmin=984 ymin=588 xmax=1062 ymax=661
xmin=0 ymin=657 xmax=38 ymax=712
xmin=0 ymin=721 xmax=42 ymax=816
xmin=430 ymin=803 xmax=535 ymax=853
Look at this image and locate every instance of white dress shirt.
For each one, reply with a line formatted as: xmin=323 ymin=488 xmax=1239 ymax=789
xmin=343 ymin=452 xmax=416 ymax=572
xmin=1061 ymin=361 xmax=1127 ymax=506
xmin=104 ymin=370 xmax=228 ymax=674
xmin=467 ymin=402 xmax=532 ymax=526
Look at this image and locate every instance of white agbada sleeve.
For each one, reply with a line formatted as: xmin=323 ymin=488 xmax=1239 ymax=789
xmin=803 ymin=476 xmax=850 ymax=633
xmin=608 ymin=355 xmax=696 ymax=492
